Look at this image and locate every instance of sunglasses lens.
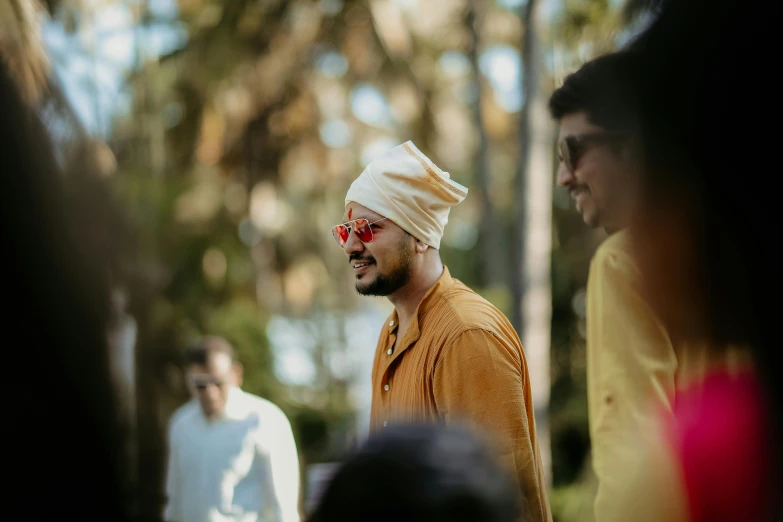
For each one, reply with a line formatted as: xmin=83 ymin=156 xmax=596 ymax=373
xmin=332 ymin=225 xmax=349 ymax=246
xmin=192 ymin=377 xmax=222 ymax=390
xmin=332 ymin=219 xmax=378 ymax=247
xmin=354 ymin=219 xmax=373 ymax=242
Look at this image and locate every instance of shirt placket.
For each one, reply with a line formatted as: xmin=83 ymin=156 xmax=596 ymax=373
xmin=380 ymin=319 xmax=398 ymax=428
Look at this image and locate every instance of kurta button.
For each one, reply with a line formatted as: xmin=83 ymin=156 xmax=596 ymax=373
xmin=389 ymin=320 xmax=395 ymax=327
xmin=384 ymin=384 xmax=390 ymax=391
xmin=386 ymin=348 xmax=393 ymax=356
xmin=383 ymin=420 xmax=388 ymax=427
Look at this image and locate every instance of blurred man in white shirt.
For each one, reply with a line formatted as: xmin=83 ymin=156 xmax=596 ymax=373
xmin=165 ymin=336 xmax=301 ymax=522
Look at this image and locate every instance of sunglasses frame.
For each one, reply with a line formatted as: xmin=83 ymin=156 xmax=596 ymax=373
xmin=331 ymin=217 xmax=389 ymax=247
xmin=190 ymin=375 xmax=226 ymax=391
xmin=558 ymin=131 xmax=631 ymax=174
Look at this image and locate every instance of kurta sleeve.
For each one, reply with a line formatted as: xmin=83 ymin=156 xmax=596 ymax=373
xmin=433 ymin=328 xmax=551 ymax=522
xmin=163 ymin=420 xmax=182 ymax=522
xmin=264 ymin=409 xmax=302 ymax=522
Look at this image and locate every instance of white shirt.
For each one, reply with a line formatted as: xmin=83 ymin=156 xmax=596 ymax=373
xmin=164 ymin=388 xmax=301 ymax=522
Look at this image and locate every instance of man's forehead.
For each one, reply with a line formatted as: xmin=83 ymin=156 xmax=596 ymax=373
xmin=343 ymin=203 xmax=383 ymax=221
xmin=189 ymin=369 xmax=221 ymax=381
xmin=559 ymin=111 xmax=603 ymax=137
xmin=190 ymin=357 xmax=233 ymax=374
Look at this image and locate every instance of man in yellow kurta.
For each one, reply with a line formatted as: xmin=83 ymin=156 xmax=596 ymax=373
xmin=331 ymin=141 xmax=551 ymax=522
xmin=550 ymin=53 xmax=746 ymax=522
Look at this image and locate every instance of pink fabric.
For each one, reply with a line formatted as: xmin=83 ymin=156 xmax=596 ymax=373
xmin=665 ymin=371 xmax=772 ymax=522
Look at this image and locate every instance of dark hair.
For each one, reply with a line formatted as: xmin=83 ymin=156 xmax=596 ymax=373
xmin=2 ymin=61 xmax=131 ymax=519
xmin=184 ymin=336 xmax=237 ymax=366
xmin=549 ymin=51 xmax=641 ymax=133
xmin=629 ymin=0 xmax=781 ymax=518
xmin=308 ymin=423 xmax=521 ymax=522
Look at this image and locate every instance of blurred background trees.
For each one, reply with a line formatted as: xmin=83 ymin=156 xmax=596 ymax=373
xmin=3 ymin=0 xmax=653 ymax=519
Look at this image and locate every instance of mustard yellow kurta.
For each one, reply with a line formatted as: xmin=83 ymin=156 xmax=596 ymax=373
xmin=586 ymin=230 xmax=749 ymax=522
xmin=370 ymin=267 xmax=551 ymax=522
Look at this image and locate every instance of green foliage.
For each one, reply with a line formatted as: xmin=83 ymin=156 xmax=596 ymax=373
xmin=45 ymin=0 xmax=640 ymax=515
xmin=550 ymin=477 xmax=597 ymax=522
xmin=205 ymin=298 xmax=280 ymax=402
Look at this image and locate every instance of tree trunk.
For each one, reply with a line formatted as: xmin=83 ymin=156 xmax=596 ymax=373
xmin=511 ymin=0 xmax=553 ymax=486
xmin=0 ymin=0 xmax=49 ymax=104
xmin=467 ymin=0 xmax=504 ymax=287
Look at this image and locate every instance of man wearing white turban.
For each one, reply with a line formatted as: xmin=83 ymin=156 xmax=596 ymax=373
xmin=331 ymin=141 xmax=551 ymax=522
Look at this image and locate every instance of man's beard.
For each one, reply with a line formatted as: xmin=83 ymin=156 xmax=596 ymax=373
xmin=355 ymin=243 xmax=413 ymax=297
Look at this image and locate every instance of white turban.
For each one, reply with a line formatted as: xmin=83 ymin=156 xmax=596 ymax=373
xmin=345 ymin=141 xmax=468 ymax=249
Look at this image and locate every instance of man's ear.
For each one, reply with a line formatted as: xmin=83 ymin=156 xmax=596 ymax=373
xmin=415 ymin=239 xmax=429 ymax=254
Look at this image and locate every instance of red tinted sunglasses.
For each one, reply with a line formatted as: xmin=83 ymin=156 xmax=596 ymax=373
xmin=332 ymin=217 xmax=388 ymax=247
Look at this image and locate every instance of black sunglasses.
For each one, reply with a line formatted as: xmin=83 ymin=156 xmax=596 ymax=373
xmin=558 ymin=132 xmax=631 ymax=174
xmin=190 ymin=375 xmax=226 ymax=391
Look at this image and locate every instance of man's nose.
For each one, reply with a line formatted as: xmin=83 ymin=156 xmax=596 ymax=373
xmin=343 ymin=227 xmax=365 ymax=256
xmin=200 ymin=385 xmax=220 ymax=399
xmin=556 ymin=162 xmax=575 ymax=187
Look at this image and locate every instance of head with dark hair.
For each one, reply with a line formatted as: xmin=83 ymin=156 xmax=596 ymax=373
xmin=2 ymin=60 xmax=130 ymax=518
xmin=624 ymin=1 xmax=782 ymax=517
xmin=308 ymin=423 xmax=521 ymax=522
xmin=550 ymin=51 xmax=643 ymax=231
xmin=185 ymin=336 xmax=243 ymax=418
xmin=549 ymin=52 xmax=641 ymax=131
xmin=185 ymin=335 xmax=237 ymax=366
